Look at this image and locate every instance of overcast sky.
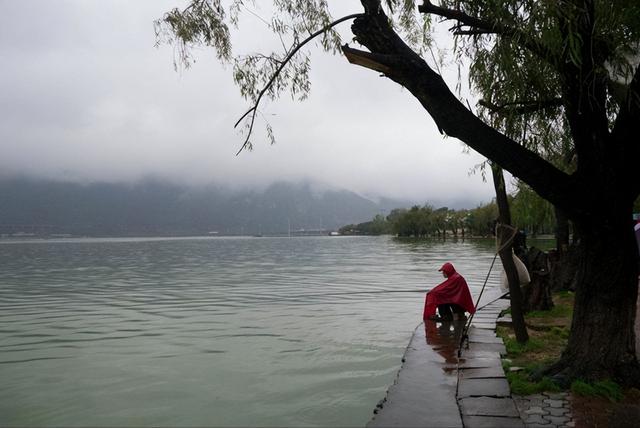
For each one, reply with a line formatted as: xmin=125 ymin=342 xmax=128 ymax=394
xmin=0 ymin=0 xmax=498 ymax=207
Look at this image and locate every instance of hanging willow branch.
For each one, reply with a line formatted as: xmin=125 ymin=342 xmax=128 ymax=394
xmin=233 ymin=13 xmax=364 ymax=156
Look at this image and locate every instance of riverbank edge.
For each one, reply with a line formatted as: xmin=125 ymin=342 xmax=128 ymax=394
xmin=367 ymin=292 xmax=524 ymax=427
xmin=365 ymin=321 xmax=462 ymax=427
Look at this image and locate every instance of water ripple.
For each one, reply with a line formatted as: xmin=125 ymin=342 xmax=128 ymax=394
xmin=0 ymin=236 xmax=502 ymax=427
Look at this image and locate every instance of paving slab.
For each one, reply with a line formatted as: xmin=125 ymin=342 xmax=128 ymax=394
xmin=458 ymin=356 xmax=503 ymax=369
xmin=462 ymin=415 xmax=525 ymax=428
xmin=471 ymin=317 xmax=497 ymax=323
xmin=470 ymin=324 xmax=497 ymax=330
xmin=522 ymin=414 xmax=551 ymax=425
xmin=459 ymin=396 xmax=520 ymax=418
xmin=468 ymin=342 xmax=506 ymax=355
xmin=472 ymin=313 xmax=502 ymax=319
xmin=459 ymin=366 xmax=506 ymax=379
xmin=458 ymin=377 xmax=511 ymax=398
xmin=458 ymin=349 xmax=502 ymax=360
xmin=367 ymin=323 xmax=462 ymax=428
xmin=468 ymin=333 xmax=505 ymax=344
xmin=467 ymin=325 xmax=501 ymax=333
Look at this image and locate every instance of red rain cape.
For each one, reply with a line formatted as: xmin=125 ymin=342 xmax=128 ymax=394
xmin=423 ymin=262 xmax=476 ymax=319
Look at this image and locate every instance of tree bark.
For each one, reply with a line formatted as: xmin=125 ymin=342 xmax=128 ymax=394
xmin=548 ymin=216 xmax=640 ymax=384
xmin=555 ymin=206 xmax=570 ymax=258
xmin=492 ymin=164 xmax=529 ymax=343
xmin=522 ymin=247 xmax=554 ymax=312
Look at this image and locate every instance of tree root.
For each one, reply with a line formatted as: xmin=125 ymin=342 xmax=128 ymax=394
xmin=536 ymin=356 xmax=640 ymax=388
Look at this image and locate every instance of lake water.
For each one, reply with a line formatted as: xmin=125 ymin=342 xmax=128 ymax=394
xmin=0 ymin=236 xmax=501 ymax=427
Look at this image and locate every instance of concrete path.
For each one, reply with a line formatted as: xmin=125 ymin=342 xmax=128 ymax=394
xmin=366 ymin=322 xmax=463 ymax=427
xmin=368 ymin=290 xmax=523 ymax=428
xmin=457 ymin=297 xmax=524 ymax=428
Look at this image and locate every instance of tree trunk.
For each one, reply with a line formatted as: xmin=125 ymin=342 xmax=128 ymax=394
xmin=548 ymin=216 xmax=640 ymax=385
xmin=491 ymin=164 xmax=529 ymax=343
xmin=550 ymin=206 xmax=579 ymax=292
xmin=549 ymin=243 xmax=580 ymax=291
xmin=521 ymin=247 xmax=554 ymax=312
xmin=555 ymin=206 xmax=570 ymax=258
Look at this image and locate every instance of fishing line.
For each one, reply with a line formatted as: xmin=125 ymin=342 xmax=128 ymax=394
xmin=265 ymin=289 xmax=426 ymax=301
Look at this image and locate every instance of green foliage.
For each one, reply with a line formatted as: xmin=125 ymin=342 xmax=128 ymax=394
xmin=156 ymin=0 xmax=348 ymax=151
xmin=527 ymin=304 xmax=573 ymax=320
xmin=455 ymin=0 xmax=640 ymax=168
xmin=346 ymin=194 xmax=548 ymax=238
xmin=503 ymin=335 xmax=545 ymax=357
xmin=571 ymin=379 xmax=624 ymax=402
xmin=156 ymin=0 xmax=640 ymax=174
xmin=385 ymin=204 xmax=475 ymax=238
xmin=155 ymin=0 xmax=232 ymax=66
xmin=506 ymin=371 xmax=561 ymax=395
xmin=339 ymin=214 xmax=391 ymax=235
xmin=465 ymin=201 xmax=497 ymax=237
xmin=510 ymin=182 xmax=555 ymax=236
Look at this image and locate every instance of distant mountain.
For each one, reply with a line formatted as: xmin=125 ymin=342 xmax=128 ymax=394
xmin=0 ymin=178 xmax=413 ymax=237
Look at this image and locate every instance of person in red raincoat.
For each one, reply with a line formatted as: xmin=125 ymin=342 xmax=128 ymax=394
xmin=423 ymin=262 xmax=476 ymax=321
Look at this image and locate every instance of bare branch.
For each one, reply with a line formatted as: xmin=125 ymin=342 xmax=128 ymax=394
xmin=418 ymin=1 xmax=496 ymax=31
xmin=234 ymin=13 xmax=364 ymax=156
xmin=418 ymin=1 xmax=560 ymax=68
xmin=479 ymin=98 xmax=563 ymax=115
xmin=453 ymin=29 xmax=495 ymax=36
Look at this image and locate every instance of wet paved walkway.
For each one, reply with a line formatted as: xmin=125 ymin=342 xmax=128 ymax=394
xmin=367 ymin=321 xmax=463 ymax=427
xmin=369 ymin=284 xmax=640 ymax=427
xmin=457 ymin=298 xmax=523 ymax=428
xmin=513 ymin=392 xmax=574 ymax=427
xmin=368 ymin=291 xmax=523 ymax=428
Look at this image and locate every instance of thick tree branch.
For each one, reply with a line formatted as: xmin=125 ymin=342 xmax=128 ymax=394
xmin=453 ymin=28 xmax=495 ymax=36
xmin=418 ymin=1 xmax=560 ymax=69
xmin=347 ymin=4 xmax=578 ymax=215
xmin=418 ymin=1 xmax=495 ymax=31
xmin=342 ymin=46 xmax=393 ymax=74
xmin=479 ymin=98 xmax=563 ymax=115
xmin=233 ymin=13 xmax=363 ymax=155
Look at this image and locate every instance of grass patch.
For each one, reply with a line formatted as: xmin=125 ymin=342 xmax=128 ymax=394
xmin=571 ymin=379 xmax=624 ymax=402
xmin=497 ymin=323 xmax=568 ymax=367
xmin=498 ymin=290 xmax=634 ymax=408
xmin=506 ymin=371 xmax=561 ymax=395
xmin=527 ymin=291 xmax=574 ymax=320
xmin=497 ymin=291 xmax=574 ymax=394
xmin=502 ymin=335 xmax=545 ymax=356
xmin=527 ymin=303 xmax=573 ymax=319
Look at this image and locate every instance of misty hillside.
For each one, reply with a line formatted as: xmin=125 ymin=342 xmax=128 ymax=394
xmin=0 ymin=178 xmax=411 ymax=237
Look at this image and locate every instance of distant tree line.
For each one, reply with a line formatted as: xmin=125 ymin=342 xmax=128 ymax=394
xmin=340 ymin=183 xmax=557 ymax=238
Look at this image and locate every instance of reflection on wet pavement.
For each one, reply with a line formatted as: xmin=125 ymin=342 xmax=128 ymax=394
xmin=367 ymin=320 xmax=464 ymax=428
xmin=424 ymin=319 xmax=466 ymax=367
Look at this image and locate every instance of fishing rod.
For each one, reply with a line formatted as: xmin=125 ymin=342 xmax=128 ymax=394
xmin=457 ymin=223 xmax=518 ymax=358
